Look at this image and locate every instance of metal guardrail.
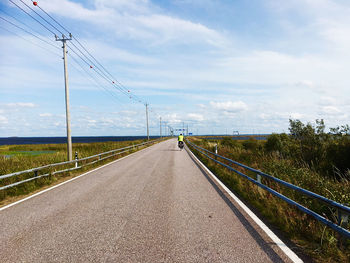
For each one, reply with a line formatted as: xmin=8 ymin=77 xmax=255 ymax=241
xmin=186 ymin=139 xmax=350 ymax=239
xmin=0 ymin=139 xmax=162 ymax=191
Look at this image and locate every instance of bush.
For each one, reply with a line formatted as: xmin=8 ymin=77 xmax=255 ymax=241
xmin=220 ymin=137 xmax=241 ymax=149
xmin=242 ymin=138 xmax=259 ymax=151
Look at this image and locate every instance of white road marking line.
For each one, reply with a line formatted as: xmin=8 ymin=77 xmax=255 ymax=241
xmin=0 ymin=142 xmax=162 ymax=212
xmin=186 ymin=147 xmax=303 ymax=263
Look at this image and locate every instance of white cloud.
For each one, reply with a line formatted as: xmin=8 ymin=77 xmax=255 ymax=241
xmin=5 ymin=102 xmax=37 ymax=108
xmin=321 ymin=106 xmax=341 ymax=115
xmin=0 ymin=115 xmax=8 ymax=124
xmin=318 ymin=96 xmax=336 ymax=106
xmin=290 ymin=113 xmax=304 ymax=119
xmin=187 ymin=113 xmax=204 ymax=121
xmin=39 ymin=113 xmax=53 ymax=117
xmin=210 ymin=101 xmax=248 ymax=113
xmin=39 ymin=0 xmax=227 ymax=47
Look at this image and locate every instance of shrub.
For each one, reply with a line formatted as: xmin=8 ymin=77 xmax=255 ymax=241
xmin=242 ymin=138 xmax=259 ymax=151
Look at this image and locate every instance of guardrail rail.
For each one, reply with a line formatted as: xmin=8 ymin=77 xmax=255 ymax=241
xmin=186 ymin=139 xmax=350 ymax=239
xmin=0 ymin=139 xmax=162 ymax=191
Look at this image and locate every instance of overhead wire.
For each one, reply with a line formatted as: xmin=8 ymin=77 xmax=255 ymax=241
xmin=71 ymin=36 xmax=145 ymax=103
xmin=3 ymin=1 xmax=126 ymax=106
xmin=17 ymin=0 xmax=64 ymax=36
xmin=68 ymin=40 xmax=130 ymax=97
xmin=8 ymin=0 xmax=161 ymax=121
xmin=0 ymin=24 xmax=60 ymax=56
xmin=0 ymin=15 xmax=60 ymax=50
xmin=68 ymin=53 xmax=124 ymax=105
xmin=29 ymin=0 xmax=70 ymax=34
xmin=24 ymin=0 xmax=146 ymax=104
xmin=8 ymin=0 xmax=57 ymax=36
xmin=66 ymin=43 xmax=127 ymax=96
xmin=0 ymin=8 xmax=55 ymax=44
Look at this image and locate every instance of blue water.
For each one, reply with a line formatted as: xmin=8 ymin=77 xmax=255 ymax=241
xmin=0 ymin=136 xmax=161 ymax=146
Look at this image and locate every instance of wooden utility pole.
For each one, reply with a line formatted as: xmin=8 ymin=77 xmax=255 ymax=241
xmin=56 ymin=34 xmax=72 ymax=161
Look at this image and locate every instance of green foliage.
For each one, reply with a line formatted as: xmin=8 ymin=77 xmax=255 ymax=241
xmin=220 ymin=137 xmax=242 ymax=149
xmin=0 ymin=139 xmax=154 ymax=202
xmin=188 ymin=125 xmax=350 ymax=262
xmin=242 ymin=137 xmax=259 ymax=151
xmin=264 ymin=119 xmax=350 ymax=180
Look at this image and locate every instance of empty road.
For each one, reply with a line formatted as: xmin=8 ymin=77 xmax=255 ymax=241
xmin=0 ymin=139 xmax=297 ymax=262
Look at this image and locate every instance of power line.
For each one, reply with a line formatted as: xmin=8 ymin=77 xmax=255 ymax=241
xmin=66 ymin=43 xmax=135 ymax=101
xmin=8 ymin=0 xmax=57 ymax=36
xmin=9 ymin=0 xmax=161 ymax=131
xmin=17 ymin=0 xmax=64 ymax=35
xmin=29 ymin=0 xmax=71 ymax=34
xmin=0 ymin=15 xmax=60 ymax=50
xmin=25 ymin=0 xmax=148 ymax=105
xmin=72 ymin=36 xmax=145 ymax=103
xmin=0 ymin=24 xmax=60 ymax=56
xmin=68 ymin=52 xmax=124 ymax=105
xmin=0 ymin=8 xmax=54 ymax=42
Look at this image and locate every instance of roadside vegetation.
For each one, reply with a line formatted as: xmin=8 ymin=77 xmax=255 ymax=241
xmin=0 ymin=139 xmax=157 ymax=204
xmin=188 ymin=119 xmax=350 ymax=263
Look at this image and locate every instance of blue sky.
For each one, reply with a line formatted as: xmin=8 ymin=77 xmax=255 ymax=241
xmin=0 ymin=0 xmax=349 ymax=136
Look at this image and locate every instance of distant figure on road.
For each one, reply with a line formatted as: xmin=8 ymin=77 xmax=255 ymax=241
xmin=178 ymin=133 xmax=184 ymax=150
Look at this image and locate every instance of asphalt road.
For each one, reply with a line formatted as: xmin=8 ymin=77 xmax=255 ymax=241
xmin=0 ymin=139 xmax=295 ymax=262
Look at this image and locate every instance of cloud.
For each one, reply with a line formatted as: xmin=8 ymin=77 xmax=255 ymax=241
xmin=321 ymin=106 xmax=341 ymax=115
xmin=294 ymin=80 xmax=314 ymax=89
xmin=5 ymin=102 xmax=37 ymax=108
xmin=210 ymin=101 xmax=248 ymax=113
xmin=318 ymin=96 xmax=336 ymax=106
xmin=39 ymin=113 xmax=53 ymax=117
xmin=0 ymin=115 xmax=8 ymax=124
xmin=290 ymin=113 xmax=304 ymax=119
xmin=187 ymin=113 xmax=204 ymax=121
xmin=39 ymin=0 xmax=227 ymax=47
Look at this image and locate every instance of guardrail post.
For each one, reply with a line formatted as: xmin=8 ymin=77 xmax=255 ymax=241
xmin=214 ymin=144 xmax=218 ymax=160
xmin=75 ymin=151 xmax=78 ymax=168
xmin=337 ymin=207 xmax=349 ymax=247
xmin=256 ymin=173 xmax=261 ymax=184
xmin=99 ymin=154 xmax=101 ymax=160
xmin=34 ymin=170 xmax=38 ymax=177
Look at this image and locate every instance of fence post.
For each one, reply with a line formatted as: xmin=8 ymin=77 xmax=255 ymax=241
xmin=256 ymin=173 xmax=261 ymax=184
xmin=337 ymin=207 xmax=349 ymax=247
xmin=75 ymin=151 xmax=78 ymax=168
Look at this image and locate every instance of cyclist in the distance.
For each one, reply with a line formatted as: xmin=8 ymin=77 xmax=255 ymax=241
xmin=178 ymin=133 xmax=184 ymax=150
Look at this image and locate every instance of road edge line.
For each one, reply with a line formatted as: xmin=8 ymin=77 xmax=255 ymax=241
xmin=186 ymin=146 xmax=303 ymax=263
xmin=0 ymin=141 xmax=163 ymax=212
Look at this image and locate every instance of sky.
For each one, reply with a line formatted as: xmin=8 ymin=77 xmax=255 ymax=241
xmin=0 ymin=0 xmax=349 ymax=137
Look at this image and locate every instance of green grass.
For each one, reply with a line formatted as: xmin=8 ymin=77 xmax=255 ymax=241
xmin=188 ymin=137 xmax=350 ymax=263
xmin=0 ymin=139 xmax=158 ymax=204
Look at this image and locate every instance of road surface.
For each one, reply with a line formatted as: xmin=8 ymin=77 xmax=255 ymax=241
xmin=0 ymin=139 xmax=296 ymax=262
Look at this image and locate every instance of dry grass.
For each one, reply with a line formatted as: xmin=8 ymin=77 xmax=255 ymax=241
xmin=188 ymin=138 xmax=350 ymax=263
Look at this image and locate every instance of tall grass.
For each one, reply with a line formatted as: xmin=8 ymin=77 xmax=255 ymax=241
xmin=0 ymin=139 xmax=152 ymax=203
xmin=188 ymin=136 xmax=350 ymax=263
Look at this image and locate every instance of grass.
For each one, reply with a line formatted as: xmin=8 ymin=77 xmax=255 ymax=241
xmin=188 ymin=137 xmax=350 ymax=263
xmin=0 ymin=139 xmax=160 ymax=205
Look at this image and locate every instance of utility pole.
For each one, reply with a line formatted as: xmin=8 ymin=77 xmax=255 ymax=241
xmin=187 ymin=124 xmax=189 ymax=136
xmin=56 ymin=34 xmax=72 ymax=161
xmin=160 ymin=117 xmax=162 ymax=138
xmin=182 ymin=122 xmax=184 ymax=135
xmin=145 ymin=103 xmax=149 ymax=140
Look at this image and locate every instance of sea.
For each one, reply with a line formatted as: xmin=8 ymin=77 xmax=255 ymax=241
xmin=0 ymin=136 xmax=160 ymax=146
